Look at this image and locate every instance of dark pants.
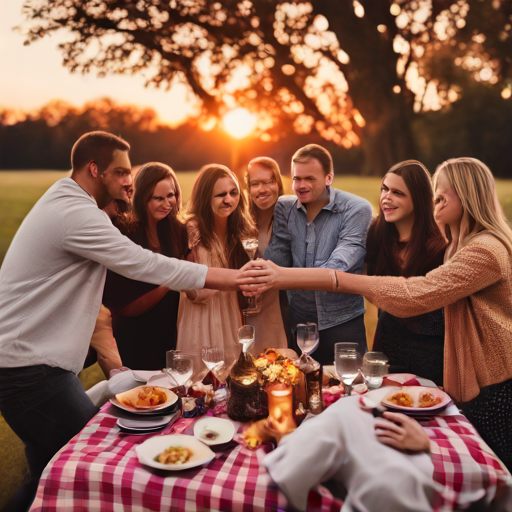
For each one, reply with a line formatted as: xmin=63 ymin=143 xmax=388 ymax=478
xmin=292 ymin=314 xmax=367 ymax=366
xmin=0 ymin=365 xmax=98 ymax=511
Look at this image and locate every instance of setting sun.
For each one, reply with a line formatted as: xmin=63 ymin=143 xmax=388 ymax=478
xmin=222 ymin=107 xmax=257 ymax=139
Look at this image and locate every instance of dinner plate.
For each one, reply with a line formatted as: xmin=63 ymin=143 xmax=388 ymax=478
xmin=381 ymin=386 xmax=451 ymax=413
xmin=135 ymin=434 xmax=215 ymax=471
xmin=193 ymin=417 xmax=236 ymax=446
xmin=110 ymin=386 xmax=179 ymax=415
xmin=117 ymin=414 xmax=177 ymax=431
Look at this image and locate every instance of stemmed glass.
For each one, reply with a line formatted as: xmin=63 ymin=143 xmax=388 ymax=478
xmin=241 ymin=238 xmax=261 ymax=315
xmin=296 ymin=323 xmax=319 ymax=363
xmin=165 ymin=350 xmax=194 ymax=396
xmin=362 ymin=351 xmax=389 ymax=389
xmin=238 ymin=324 xmax=255 ymax=354
xmin=201 ymin=347 xmax=230 ymax=384
xmin=334 ymin=343 xmax=362 ymax=396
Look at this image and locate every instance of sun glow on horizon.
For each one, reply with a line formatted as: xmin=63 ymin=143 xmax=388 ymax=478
xmin=222 ymin=107 xmax=257 ymax=139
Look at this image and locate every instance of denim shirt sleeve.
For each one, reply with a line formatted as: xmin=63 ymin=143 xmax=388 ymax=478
xmin=264 ymin=198 xmax=293 ymax=267
xmin=317 ymin=200 xmax=373 ymax=272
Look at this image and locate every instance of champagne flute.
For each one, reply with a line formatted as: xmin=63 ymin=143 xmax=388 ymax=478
xmin=242 ymin=238 xmax=260 ymax=315
xmin=334 ymin=343 xmax=362 ymax=396
xmin=238 ymin=324 xmax=255 ymax=354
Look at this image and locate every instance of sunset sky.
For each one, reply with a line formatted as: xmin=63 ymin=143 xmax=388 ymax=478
xmin=0 ymin=1 xmax=198 ymax=126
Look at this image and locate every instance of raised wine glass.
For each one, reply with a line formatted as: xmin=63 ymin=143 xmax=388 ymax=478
xmin=241 ymin=238 xmax=261 ymax=315
xmin=334 ymin=343 xmax=362 ymax=396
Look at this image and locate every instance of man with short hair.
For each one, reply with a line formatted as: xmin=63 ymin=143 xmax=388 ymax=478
xmin=265 ymin=144 xmax=372 ymax=364
xmin=0 ymin=131 xmax=243 ymax=510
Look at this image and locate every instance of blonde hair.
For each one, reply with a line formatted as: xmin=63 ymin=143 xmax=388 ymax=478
xmin=433 ymin=157 xmax=512 ymax=259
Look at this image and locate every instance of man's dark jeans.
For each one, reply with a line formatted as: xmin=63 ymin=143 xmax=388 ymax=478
xmin=0 ymin=365 xmax=98 ymax=511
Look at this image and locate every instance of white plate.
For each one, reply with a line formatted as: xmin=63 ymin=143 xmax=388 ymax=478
xmin=193 ymin=417 xmax=236 ymax=446
xmin=135 ymin=434 xmax=215 ymax=471
xmin=381 ymin=386 xmax=451 ymax=412
xmin=110 ymin=386 xmax=178 ymax=414
xmin=117 ymin=414 xmax=176 ymax=430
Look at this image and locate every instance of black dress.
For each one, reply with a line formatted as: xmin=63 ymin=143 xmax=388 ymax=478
xmin=373 ymin=309 xmax=445 ymax=386
xmin=102 ymin=219 xmax=189 ymax=371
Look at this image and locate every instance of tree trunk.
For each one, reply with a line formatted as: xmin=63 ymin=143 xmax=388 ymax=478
xmin=313 ymin=0 xmax=418 ymax=176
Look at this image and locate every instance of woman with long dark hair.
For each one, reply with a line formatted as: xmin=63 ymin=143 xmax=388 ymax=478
xmin=177 ymin=164 xmax=257 ymax=370
xmin=103 ymin=162 xmax=189 ymax=370
xmin=365 ymin=160 xmax=447 ymax=384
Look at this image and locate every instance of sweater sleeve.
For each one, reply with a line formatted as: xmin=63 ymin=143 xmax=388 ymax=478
xmin=364 ymin=237 xmax=504 ymax=318
xmin=62 ymin=206 xmax=208 ymax=291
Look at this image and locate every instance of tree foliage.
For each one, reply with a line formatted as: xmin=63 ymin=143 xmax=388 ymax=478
xmin=18 ymin=0 xmax=512 ymax=174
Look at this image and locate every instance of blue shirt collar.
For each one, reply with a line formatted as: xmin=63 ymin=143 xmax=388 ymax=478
xmin=296 ymin=186 xmax=337 ymax=213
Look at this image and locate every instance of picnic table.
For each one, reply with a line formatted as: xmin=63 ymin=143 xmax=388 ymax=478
xmin=29 ymin=374 xmax=512 ymax=511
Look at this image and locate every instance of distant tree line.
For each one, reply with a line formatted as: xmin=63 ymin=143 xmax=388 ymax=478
xmin=0 ymin=84 xmax=511 ymax=177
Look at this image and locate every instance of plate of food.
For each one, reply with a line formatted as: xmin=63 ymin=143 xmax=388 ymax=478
xmin=135 ymin=434 xmax=215 ymax=471
xmin=381 ymin=386 xmax=451 ymax=413
xmin=110 ymin=386 xmax=179 ymax=414
xmin=193 ymin=417 xmax=236 ymax=446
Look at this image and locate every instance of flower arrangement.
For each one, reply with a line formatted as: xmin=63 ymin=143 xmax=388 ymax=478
xmin=254 ymin=349 xmax=301 ymax=387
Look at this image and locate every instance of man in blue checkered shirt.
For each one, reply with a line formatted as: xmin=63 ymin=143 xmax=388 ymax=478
xmin=264 ymin=144 xmax=372 ymax=364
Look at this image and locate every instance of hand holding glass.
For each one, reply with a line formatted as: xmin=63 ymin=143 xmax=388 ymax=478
xmin=242 ymin=238 xmax=260 ymax=315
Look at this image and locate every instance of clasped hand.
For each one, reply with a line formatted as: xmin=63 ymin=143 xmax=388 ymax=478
xmin=236 ymin=259 xmax=279 ymax=296
xmin=374 ymin=411 xmax=431 ymax=452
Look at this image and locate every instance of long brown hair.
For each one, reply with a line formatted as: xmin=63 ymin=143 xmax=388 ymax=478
xmin=118 ymin=162 xmax=188 ymax=259
xmin=366 ymin=160 xmax=447 ymax=277
xmin=187 ymin=164 xmax=256 ymax=269
xmin=245 ymin=156 xmax=284 ymax=223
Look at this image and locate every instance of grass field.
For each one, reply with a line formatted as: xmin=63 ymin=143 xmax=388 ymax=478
xmin=1 ymin=169 xmax=512 ymax=507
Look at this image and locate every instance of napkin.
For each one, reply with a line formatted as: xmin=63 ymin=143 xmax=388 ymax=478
xmin=86 ymin=369 xmax=146 ymax=407
xmin=382 ymin=373 xmax=421 ymax=387
xmin=263 ymin=389 xmax=438 ymax=512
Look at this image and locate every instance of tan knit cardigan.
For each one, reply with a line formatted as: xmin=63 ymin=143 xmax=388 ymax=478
xmin=366 ymin=232 xmax=512 ymax=403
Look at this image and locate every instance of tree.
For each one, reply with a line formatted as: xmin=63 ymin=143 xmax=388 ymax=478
xmin=19 ymin=0 xmax=512 ymax=174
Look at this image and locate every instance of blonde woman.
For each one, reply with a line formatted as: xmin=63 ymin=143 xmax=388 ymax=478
xmin=242 ymin=157 xmax=512 ymax=470
xmin=245 ymin=157 xmax=289 ymax=354
xmin=177 ymin=164 xmax=257 ymax=371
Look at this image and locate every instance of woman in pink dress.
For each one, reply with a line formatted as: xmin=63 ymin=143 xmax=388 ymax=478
xmin=177 ymin=164 xmax=256 ymax=372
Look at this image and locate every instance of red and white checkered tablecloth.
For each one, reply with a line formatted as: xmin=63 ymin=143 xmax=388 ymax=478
xmin=30 ymin=397 xmax=512 ymax=511
xmin=29 ymin=403 xmax=342 ymax=512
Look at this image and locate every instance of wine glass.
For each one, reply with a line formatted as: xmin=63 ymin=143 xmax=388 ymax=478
xmin=165 ymin=350 xmax=194 ymax=395
xmin=242 ymin=238 xmax=261 ymax=315
xmin=238 ymin=324 xmax=255 ymax=354
xmin=296 ymin=323 xmax=319 ymax=362
xmin=362 ymin=351 xmax=389 ymax=389
xmin=334 ymin=343 xmax=362 ymax=396
xmin=201 ymin=347 xmax=229 ymax=383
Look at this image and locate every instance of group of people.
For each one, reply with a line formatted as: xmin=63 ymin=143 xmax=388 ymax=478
xmin=0 ymin=130 xmax=511 ymax=511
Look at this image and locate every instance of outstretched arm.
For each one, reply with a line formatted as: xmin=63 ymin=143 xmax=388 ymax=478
xmin=239 ymin=238 xmax=503 ymax=317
